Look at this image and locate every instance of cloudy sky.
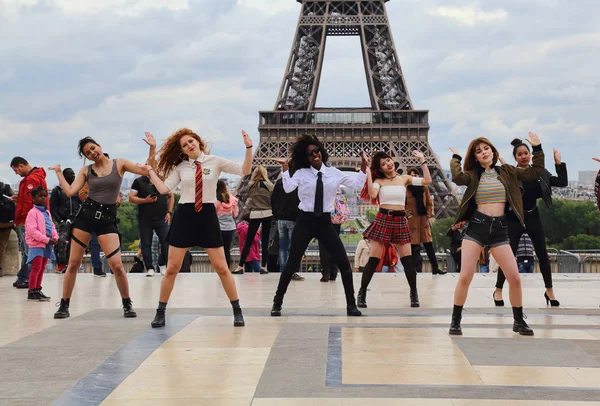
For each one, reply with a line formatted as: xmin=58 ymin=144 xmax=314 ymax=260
xmin=1 ymin=0 xmax=598 ymax=186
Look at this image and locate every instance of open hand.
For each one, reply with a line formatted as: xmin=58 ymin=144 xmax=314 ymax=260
xmin=136 ymin=164 xmax=152 ymax=176
xmin=525 ymin=132 xmax=541 ymax=147
xmin=242 ymin=130 xmax=253 ymax=148
xmin=143 ymin=132 xmax=156 ymax=148
xmin=48 ymin=164 xmax=62 ymax=173
xmin=498 ymin=156 xmax=506 ymax=165
xmin=592 ymin=157 xmax=600 ymax=164
xmin=412 ymin=150 xmax=425 ymax=163
xmin=553 ymin=149 xmax=561 ymax=165
xmin=450 ymin=147 xmax=459 ymax=155
xmin=273 ymin=158 xmax=288 ymax=172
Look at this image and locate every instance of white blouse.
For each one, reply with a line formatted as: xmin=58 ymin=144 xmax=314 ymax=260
xmin=164 ymin=153 xmax=244 ymax=204
xmin=282 ymin=165 xmax=366 ymax=213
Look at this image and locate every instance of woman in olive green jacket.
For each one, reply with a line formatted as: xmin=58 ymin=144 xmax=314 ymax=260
xmin=448 ymin=132 xmax=545 ymax=337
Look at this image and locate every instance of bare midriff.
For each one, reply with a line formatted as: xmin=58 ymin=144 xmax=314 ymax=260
xmin=475 ymin=202 xmax=506 ymax=217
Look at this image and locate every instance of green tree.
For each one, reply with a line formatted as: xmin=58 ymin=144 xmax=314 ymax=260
xmin=539 ymin=200 xmax=600 ymax=249
xmin=562 ymin=234 xmax=600 ymax=250
xmin=430 ymin=217 xmax=456 ymax=252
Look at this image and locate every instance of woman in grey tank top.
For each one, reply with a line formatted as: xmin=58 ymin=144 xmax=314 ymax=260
xmin=49 ymin=136 xmax=151 ymax=320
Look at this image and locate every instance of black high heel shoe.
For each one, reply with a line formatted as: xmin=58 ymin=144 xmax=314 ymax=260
xmin=544 ymin=292 xmax=560 ymax=307
xmin=493 ymin=290 xmax=504 ymax=307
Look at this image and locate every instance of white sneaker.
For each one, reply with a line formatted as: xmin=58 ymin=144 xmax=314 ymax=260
xmin=159 ymin=265 xmax=166 ymax=276
xmin=146 ymin=269 xmax=155 ymax=277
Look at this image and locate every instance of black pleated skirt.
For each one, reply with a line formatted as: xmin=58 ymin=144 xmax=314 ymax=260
xmin=168 ymin=203 xmax=223 ymax=249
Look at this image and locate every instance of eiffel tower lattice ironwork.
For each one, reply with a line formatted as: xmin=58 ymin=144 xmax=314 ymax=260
xmin=238 ymin=0 xmax=459 ymax=219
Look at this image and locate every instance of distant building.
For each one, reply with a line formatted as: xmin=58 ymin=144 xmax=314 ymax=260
xmin=578 ymin=171 xmax=597 ymax=187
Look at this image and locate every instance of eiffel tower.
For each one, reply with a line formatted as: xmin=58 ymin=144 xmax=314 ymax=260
xmin=238 ymin=0 xmax=458 ymax=219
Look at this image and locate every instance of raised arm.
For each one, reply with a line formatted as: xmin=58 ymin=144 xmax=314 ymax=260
xmin=339 ymin=150 xmax=369 ymax=190
xmin=407 ymin=150 xmax=432 ymax=186
xmin=241 ymin=130 xmax=253 ymax=176
xmin=49 ymin=165 xmax=87 ymax=198
xmin=274 ymin=158 xmax=300 ymax=193
xmin=549 ymin=149 xmax=568 ymax=187
xmin=514 ymin=132 xmax=545 ymax=182
xmin=449 ymin=148 xmax=471 ymax=186
xmin=142 ymin=132 xmax=158 ymax=168
xmin=119 ymin=158 xmax=150 ymax=177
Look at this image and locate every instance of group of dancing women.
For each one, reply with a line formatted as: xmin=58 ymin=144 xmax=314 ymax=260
xmin=49 ymin=128 xmax=567 ymax=336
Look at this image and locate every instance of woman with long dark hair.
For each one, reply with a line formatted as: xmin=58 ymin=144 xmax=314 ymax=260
xmin=232 ymin=166 xmax=273 ymax=274
xmin=448 ymin=132 xmax=545 ymax=336
xmin=50 ymin=137 xmax=150 ymax=319
xmin=141 ymin=129 xmax=252 ymax=328
xmin=271 ymin=134 xmax=367 ymax=317
xmin=215 ymin=179 xmax=238 ymax=270
xmin=406 ymin=166 xmax=446 ymax=275
xmin=493 ymin=139 xmax=567 ymax=307
xmin=358 ymin=151 xmax=431 ymax=308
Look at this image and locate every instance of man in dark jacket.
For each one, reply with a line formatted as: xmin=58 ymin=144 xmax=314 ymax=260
xmin=0 ymin=182 xmax=16 ymax=277
xmin=10 ymin=156 xmax=48 ymax=288
xmin=271 ymin=178 xmax=304 ymax=281
xmin=50 ymin=168 xmax=81 ymax=272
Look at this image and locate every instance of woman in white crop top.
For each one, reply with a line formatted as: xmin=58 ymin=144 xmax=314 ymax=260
xmin=143 ymin=128 xmax=253 ymax=329
xmin=358 ymin=150 xmax=432 ymax=308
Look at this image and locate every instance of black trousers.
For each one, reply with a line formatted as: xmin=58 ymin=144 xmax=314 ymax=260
xmin=275 ymin=211 xmax=356 ymax=306
xmin=318 ymin=223 xmax=341 ymax=279
xmin=238 ymin=216 xmax=272 ymax=268
xmin=221 ymin=230 xmax=234 ymax=269
xmin=496 ymin=207 xmax=553 ymax=289
xmin=139 ymin=216 xmax=169 ymax=271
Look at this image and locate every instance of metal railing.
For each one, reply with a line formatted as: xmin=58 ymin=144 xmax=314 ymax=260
xmin=259 ymin=110 xmax=429 ymax=127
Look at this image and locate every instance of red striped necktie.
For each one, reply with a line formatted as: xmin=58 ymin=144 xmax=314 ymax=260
xmin=194 ymin=161 xmax=203 ymax=212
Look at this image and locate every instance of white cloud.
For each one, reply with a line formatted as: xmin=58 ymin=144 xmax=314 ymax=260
xmin=428 ymin=2 xmax=508 ymax=26
xmin=2 ymin=0 xmax=189 ymax=16
xmin=236 ymin=0 xmax=297 ymax=16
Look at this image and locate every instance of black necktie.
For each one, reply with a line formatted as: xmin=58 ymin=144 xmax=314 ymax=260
xmin=314 ymin=172 xmax=323 ymax=217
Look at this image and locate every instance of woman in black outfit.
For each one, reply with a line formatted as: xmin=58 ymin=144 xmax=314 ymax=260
xmin=493 ymin=139 xmax=567 ymax=307
xmin=271 ymin=134 xmax=368 ymax=317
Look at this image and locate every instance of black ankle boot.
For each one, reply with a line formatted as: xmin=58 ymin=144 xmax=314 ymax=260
xmin=357 ymin=289 xmax=367 ymax=308
xmin=122 ymin=299 xmax=137 ymax=318
xmin=449 ymin=305 xmax=463 ymax=335
xmin=410 ymin=289 xmax=420 ymax=308
xmin=346 ymin=305 xmax=362 ymax=316
xmin=38 ymin=287 xmax=50 ymax=301
xmin=233 ymin=307 xmax=245 ymax=327
xmin=54 ymin=299 xmax=70 ymax=319
xmin=151 ymin=309 xmax=165 ymax=328
xmin=512 ymin=307 xmax=534 ymax=336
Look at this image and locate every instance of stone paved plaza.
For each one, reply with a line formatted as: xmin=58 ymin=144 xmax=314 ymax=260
xmin=2 ymin=272 xmax=600 ymax=405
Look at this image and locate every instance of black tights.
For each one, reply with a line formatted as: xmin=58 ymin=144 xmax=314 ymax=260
xmin=238 ymin=216 xmax=272 ymax=268
xmin=496 ymin=207 xmax=553 ymax=289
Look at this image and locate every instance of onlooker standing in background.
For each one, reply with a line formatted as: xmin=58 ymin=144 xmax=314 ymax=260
xmin=447 ymin=221 xmax=465 ymax=273
xmin=10 ymin=156 xmax=48 ymax=288
xmin=271 ymin=176 xmax=304 ymax=281
xmin=354 ymin=237 xmax=371 ymax=273
xmin=214 ymin=180 xmax=238 ymax=271
xmin=517 ymin=233 xmax=535 ymax=274
xmin=0 ymin=182 xmax=16 ymax=277
xmin=50 ymin=168 xmax=81 ymax=273
xmin=236 ymin=214 xmax=262 ymax=273
xmin=130 ymin=175 xmax=174 ymax=277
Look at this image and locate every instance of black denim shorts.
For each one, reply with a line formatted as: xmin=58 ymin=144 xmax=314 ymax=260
xmin=463 ymin=210 xmax=510 ymax=248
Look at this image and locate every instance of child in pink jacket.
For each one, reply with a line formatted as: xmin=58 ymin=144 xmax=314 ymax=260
xmin=25 ymin=187 xmax=58 ymax=302
xmin=235 ymin=215 xmax=262 ymax=273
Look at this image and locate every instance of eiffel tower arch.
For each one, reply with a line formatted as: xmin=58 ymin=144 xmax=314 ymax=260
xmin=238 ymin=0 xmax=459 ymax=219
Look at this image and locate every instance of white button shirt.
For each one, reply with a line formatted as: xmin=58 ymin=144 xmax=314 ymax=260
xmin=282 ymin=165 xmax=366 ymax=213
xmin=164 ymin=153 xmax=244 ymax=204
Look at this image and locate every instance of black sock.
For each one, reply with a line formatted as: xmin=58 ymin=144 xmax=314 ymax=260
xmin=400 ymin=255 xmax=417 ymax=291
xmin=158 ymin=301 xmax=167 ymax=311
xmin=230 ymin=299 xmax=241 ymax=309
xmin=360 ymin=257 xmax=380 ymax=291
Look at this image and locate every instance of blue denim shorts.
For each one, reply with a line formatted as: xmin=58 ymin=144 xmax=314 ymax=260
xmin=463 ymin=211 xmax=510 ymax=248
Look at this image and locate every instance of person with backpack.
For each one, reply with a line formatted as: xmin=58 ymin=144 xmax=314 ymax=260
xmin=0 ymin=182 xmax=16 ymax=277
xmin=10 ymin=156 xmax=48 ymax=289
xmin=50 ymin=168 xmax=81 ymax=273
xmin=318 ymin=188 xmax=349 ymax=282
xmin=232 ymin=166 xmax=273 ymax=275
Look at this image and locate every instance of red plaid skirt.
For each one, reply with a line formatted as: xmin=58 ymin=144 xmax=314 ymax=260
xmin=363 ymin=210 xmax=412 ymax=245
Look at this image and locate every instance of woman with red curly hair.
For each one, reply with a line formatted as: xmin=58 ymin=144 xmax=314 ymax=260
xmin=358 ymin=150 xmax=431 ymax=308
xmin=141 ymin=129 xmax=253 ymax=328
